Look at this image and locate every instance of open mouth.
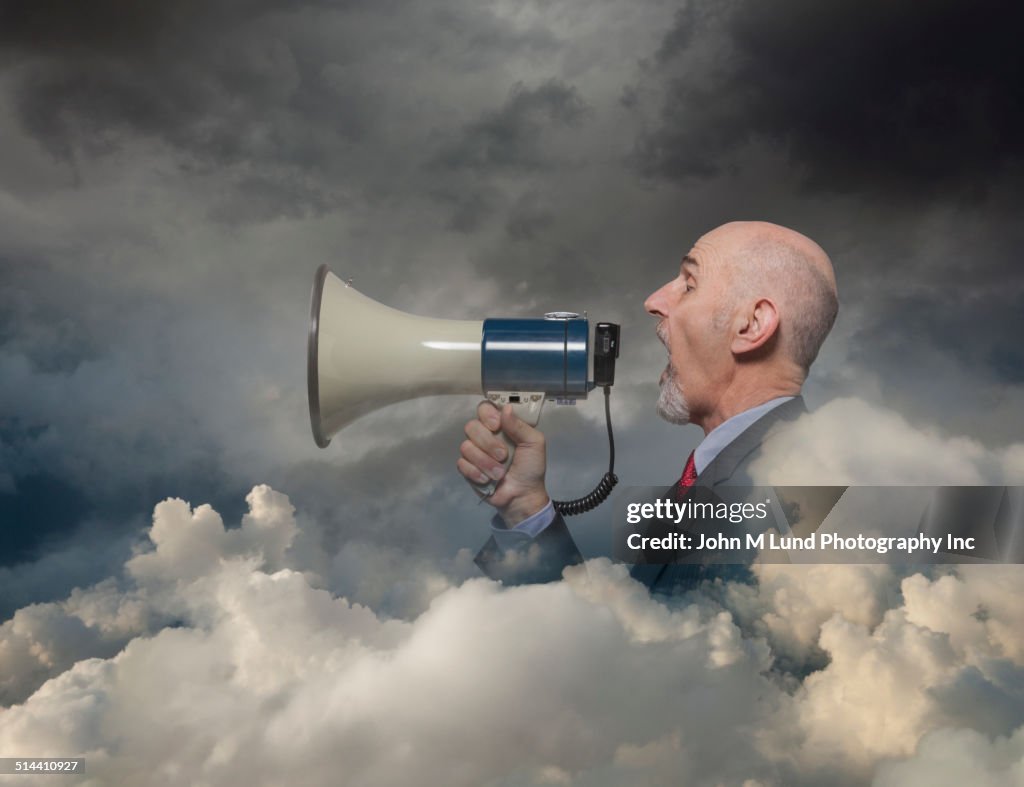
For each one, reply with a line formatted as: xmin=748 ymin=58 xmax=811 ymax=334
xmin=656 ymin=322 xmax=673 ymax=384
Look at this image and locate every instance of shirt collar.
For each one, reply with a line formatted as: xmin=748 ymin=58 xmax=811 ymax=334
xmin=693 ymin=396 xmax=796 ymax=475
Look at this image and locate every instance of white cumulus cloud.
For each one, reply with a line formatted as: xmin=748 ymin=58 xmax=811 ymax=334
xmin=0 ymin=486 xmax=1022 ymax=786
xmin=750 ymin=397 xmax=1024 ymax=485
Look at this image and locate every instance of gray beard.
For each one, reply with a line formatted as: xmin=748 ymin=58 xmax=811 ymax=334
xmin=656 ymin=367 xmax=690 ymax=425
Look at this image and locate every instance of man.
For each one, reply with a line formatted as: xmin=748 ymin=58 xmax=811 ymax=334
xmin=457 ymin=221 xmax=839 ymax=591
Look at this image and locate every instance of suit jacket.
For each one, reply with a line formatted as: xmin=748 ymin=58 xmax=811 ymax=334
xmin=474 ymin=396 xmax=808 ymax=593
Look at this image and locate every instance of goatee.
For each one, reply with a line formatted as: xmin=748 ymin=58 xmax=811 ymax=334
xmin=656 ymin=366 xmax=690 ymax=424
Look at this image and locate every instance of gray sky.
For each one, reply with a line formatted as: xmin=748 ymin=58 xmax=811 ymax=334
xmin=2 ymin=2 xmax=1024 ymax=781
xmin=3 ymin=0 xmax=1022 ymax=606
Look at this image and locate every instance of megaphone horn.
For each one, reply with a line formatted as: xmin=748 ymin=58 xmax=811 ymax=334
xmin=308 ymin=265 xmax=483 ymax=447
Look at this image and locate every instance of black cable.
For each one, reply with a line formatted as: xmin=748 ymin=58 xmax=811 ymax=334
xmin=554 ymin=385 xmax=619 ymax=516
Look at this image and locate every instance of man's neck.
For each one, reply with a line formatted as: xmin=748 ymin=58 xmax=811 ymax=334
xmin=696 ymin=383 xmax=802 ymax=435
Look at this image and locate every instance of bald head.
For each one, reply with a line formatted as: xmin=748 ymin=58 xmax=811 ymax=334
xmin=705 ymin=221 xmax=838 ymax=375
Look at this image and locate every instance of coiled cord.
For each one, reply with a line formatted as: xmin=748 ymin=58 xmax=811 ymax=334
xmin=554 ymin=386 xmax=619 ymax=516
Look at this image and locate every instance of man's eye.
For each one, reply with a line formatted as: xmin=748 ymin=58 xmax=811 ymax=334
xmin=685 ymin=281 xmax=696 ymax=293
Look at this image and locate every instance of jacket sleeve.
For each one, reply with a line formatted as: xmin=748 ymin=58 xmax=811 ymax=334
xmin=473 ymin=512 xmax=585 ymax=584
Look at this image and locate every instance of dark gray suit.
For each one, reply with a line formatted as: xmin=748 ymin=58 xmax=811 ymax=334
xmin=474 ymin=397 xmax=808 ymax=593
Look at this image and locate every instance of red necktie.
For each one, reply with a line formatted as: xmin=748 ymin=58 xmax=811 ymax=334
xmin=677 ymin=450 xmax=697 ymax=497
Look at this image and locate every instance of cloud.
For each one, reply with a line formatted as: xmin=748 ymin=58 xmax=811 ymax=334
xmin=872 ymin=726 xmax=1024 ymax=787
xmin=633 ymin=0 xmax=1024 ymax=198
xmin=2 ymin=0 xmax=327 ymax=166
xmin=434 ymin=80 xmax=590 ymax=174
xmin=0 ymin=484 xmax=478 ymax=706
xmin=125 ymin=485 xmax=298 ymax=585
xmin=0 ymin=486 xmax=305 ymax=706
xmin=749 ymin=397 xmax=1024 ymax=485
xmin=724 ymin=563 xmax=902 ymax=670
xmin=1 ymin=486 xmax=1023 ymax=785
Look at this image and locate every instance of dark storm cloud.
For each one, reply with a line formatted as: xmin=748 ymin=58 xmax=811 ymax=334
xmin=435 ymin=80 xmax=590 ymax=172
xmin=0 ymin=474 xmax=91 ymax=565
xmin=428 ymin=79 xmax=590 ymax=231
xmin=2 ymin=0 xmax=363 ymax=170
xmin=849 ymin=290 xmax=1024 ymax=385
xmin=0 ymin=0 xmax=198 ymax=55
xmin=0 ymin=266 xmax=102 ymax=374
xmin=634 ymin=0 xmax=1024 ymax=197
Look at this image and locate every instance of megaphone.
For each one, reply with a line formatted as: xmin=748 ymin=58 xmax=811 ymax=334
xmin=307 ymin=265 xmax=621 ymax=512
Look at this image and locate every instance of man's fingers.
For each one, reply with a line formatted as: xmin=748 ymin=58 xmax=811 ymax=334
xmin=456 ymin=457 xmax=491 ymax=486
xmin=460 ymin=440 xmax=507 ymax=481
xmin=476 ymin=401 xmax=501 ymax=430
xmin=464 ymin=419 xmax=508 ymax=461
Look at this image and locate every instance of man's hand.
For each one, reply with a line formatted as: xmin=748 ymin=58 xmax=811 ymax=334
xmin=457 ymin=401 xmax=550 ymax=526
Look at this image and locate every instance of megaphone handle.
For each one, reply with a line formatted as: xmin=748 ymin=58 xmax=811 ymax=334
xmin=473 ymin=392 xmax=546 ymax=499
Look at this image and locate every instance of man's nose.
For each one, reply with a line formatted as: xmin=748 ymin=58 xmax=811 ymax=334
xmin=644 ymin=281 xmax=673 ymax=318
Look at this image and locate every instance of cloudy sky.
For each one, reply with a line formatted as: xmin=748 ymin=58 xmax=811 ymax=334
xmin=2 ymin=0 xmax=1024 ymax=783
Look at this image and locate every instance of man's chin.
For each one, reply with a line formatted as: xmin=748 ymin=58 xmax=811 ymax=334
xmin=656 ymin=406 xmax=691 ymax=426
xmin=656 ymin=383 xmax=691 ymax=425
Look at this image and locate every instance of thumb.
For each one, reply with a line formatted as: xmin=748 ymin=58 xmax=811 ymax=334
xmin=500 ymin=404 xmax=542 ymax=447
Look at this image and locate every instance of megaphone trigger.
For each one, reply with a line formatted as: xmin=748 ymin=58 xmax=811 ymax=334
xmin=470 ymin=392 xmax=545 ymax=499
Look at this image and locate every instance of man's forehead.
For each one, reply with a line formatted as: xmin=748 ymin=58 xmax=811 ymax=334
xmin=680 ymin=245 xmax=734 ymax=283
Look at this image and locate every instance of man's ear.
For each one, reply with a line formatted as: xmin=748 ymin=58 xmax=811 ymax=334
xmin=731 ymin=297 xmax=780 ymax=355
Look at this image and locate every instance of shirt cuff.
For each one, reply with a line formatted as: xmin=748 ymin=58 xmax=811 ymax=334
xmin=490 ymin=500 xmax=556 ymax=551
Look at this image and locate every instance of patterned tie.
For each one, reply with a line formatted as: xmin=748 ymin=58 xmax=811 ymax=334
xmin=675 ymin=450 xmax=698 ymax=500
